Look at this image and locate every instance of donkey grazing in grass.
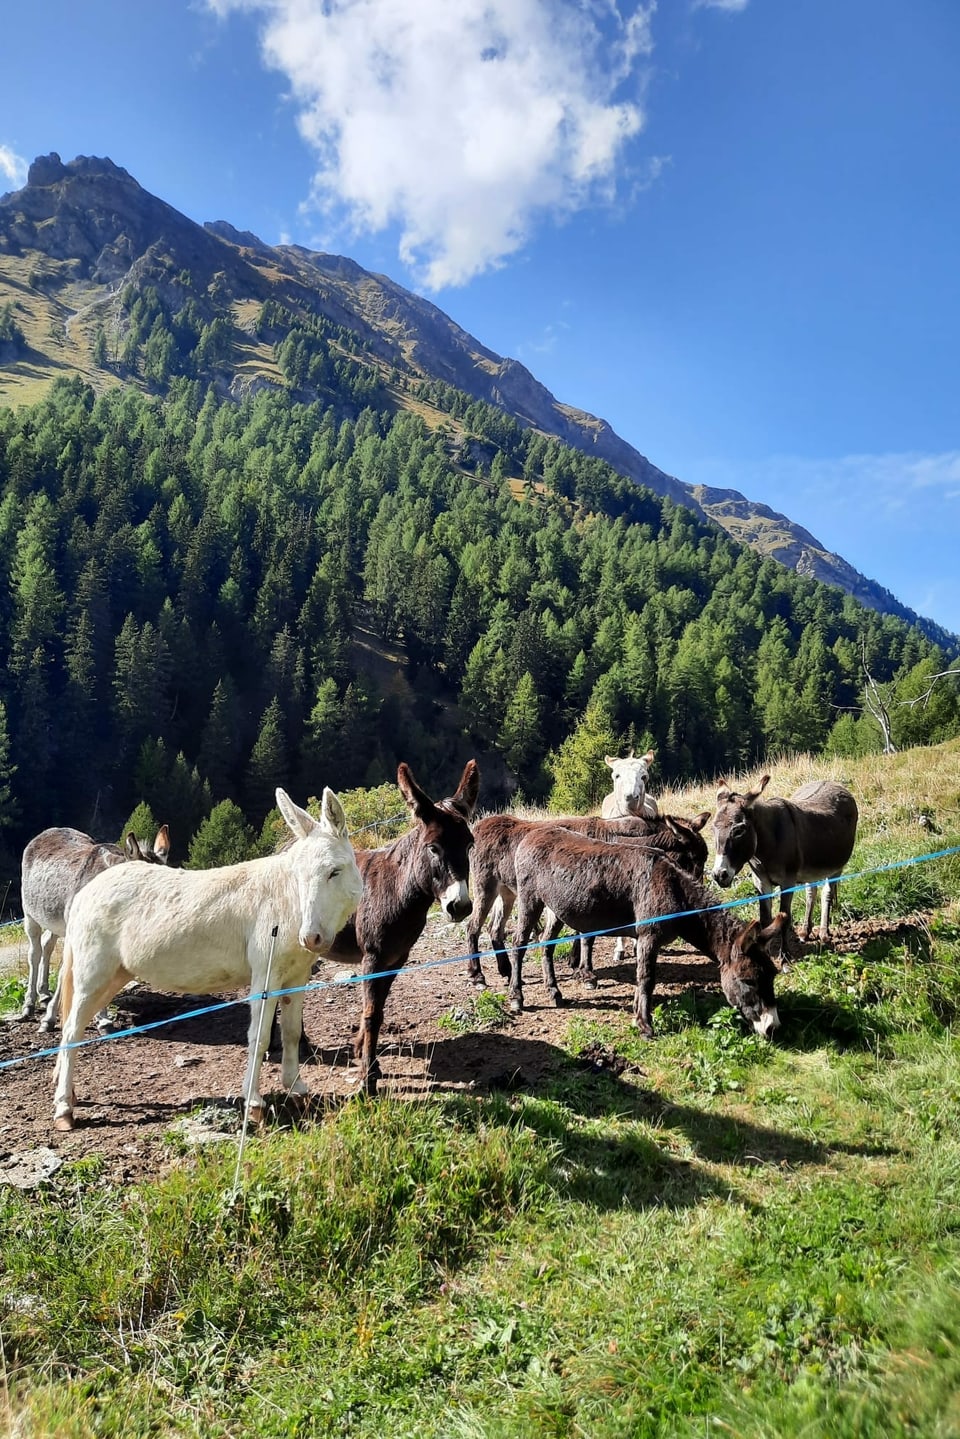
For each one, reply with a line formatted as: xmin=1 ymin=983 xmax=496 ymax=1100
xmin=20 ymin=824 xmax=171 ymax=1031
xmin=466 ymin=810 xmax=710 ymax=989
xmin=52 ymin=789 xmax=363 ymax=1131
xmin=711 ymin=776 xmax=859 ymax=947
xmin=319 ymin=759 xmax=480 ymax=1097
xmin=600 ymin=751 xmax=659 ymax=819
xmin=506 ymin=826 xmax=783 ymax=1038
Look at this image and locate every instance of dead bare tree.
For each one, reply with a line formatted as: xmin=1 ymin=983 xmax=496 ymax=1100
xmin=861 ymin=640 xmax=897 ymax=754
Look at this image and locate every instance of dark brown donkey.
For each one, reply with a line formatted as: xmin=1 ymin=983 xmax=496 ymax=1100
xmin=465 ymin=811 xmax=710 ymax=989
xmin=711 ymin=776 xmax=858 ymax=945
xmin=507 ymin=826 xmax=784 ymax=1038
xmin=320 ymin=759 xmax=479 ymax=1095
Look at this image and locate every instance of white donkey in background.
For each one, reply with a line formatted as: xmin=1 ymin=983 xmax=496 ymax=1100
xmin=20 ymin=823 xmax=171 ymax=1032
xmin=53 ymin=788 xmax=364 ymax=1132
xmin=600 ymin=750 xmax=659 ymax=820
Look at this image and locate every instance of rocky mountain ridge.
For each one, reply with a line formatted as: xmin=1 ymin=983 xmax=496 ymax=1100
xmin=1 ymin=152 xmax=952 ymax=646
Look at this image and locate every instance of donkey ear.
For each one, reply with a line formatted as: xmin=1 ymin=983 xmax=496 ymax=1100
xmin=450 ymin=759 xmax=480 ymax=820
xmin=153 ymin=824 xmax=171 ymax=862
xmin=125 ymin=833 xmax=145 ymax=859
xmin=319 ymin=788 xmax=349 ymax=838
xmin=692 ymin=810 xmax=712 ymax=832
xmin=276 ymin=788 xmax=316 ymax=840
xmin=738 ymin=918 xmax=760 ymax=948
xmin=397 ymin=763 xmax=433 ymax=821
xmin=643 ymin=750 xmax=655 ymax=766
xmin=744 ymin=775 xmax=770 ymax=807
xmin=604 ymin=755 xmax=618 ymax=769
xmin=759 ymin=911 xmax=789 ymax=942
xmin=716 ymin=782 xmax=732 ymax=803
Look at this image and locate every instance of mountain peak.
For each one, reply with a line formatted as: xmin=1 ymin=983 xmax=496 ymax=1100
xmin=27 ymin=152 xmax=135 ymax=188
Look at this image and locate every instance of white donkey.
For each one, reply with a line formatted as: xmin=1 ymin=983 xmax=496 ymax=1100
xmin=599 ymin=749 xmax=659 ymax=963
xmin=600 ymin=750 xmax=659 ymax=820
xmin=53 ymin=788 xmax=363 ymax=1132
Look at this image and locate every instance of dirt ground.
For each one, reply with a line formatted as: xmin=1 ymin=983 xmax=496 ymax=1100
xmin=0 ymin=912 xmax=911 ymax=1186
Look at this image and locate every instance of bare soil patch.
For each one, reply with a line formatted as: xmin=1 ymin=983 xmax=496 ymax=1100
xmin=0 ymin=913 xmax=915 ymax=1186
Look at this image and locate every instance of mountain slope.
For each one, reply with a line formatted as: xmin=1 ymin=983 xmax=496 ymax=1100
xmin=0 ymin=151 xmax=952 ymax=646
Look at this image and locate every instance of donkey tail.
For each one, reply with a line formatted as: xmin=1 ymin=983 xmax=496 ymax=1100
xmin=60 ymin=938 xmax=75 ymax=1033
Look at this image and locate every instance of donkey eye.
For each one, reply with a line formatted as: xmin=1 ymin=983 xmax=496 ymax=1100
xmin=427 ymin=843 xmax=442 ymax=858
xmin=329 ymin=867 xmax=341 ymax=880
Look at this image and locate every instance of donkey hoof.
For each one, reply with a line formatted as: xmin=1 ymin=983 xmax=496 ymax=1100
xmin=550 ymin=991 xmax=566 ymax=1008
xmin=246 ymin=1103 xmax=266 ymax=1126
xmin=54 ymin=1113 xmax=75 ymax=1132
xmin=581 ymin=973 xmax=598 ymax=990
xmin=96 ymin=1017 xmax=119 ymax=1034
xmin=508 ymin=996 xmax=524 ymax=1015
xmin=470 ymin=975 xmax=488 ymax=991
xmin=16 ymin=1007 xmax=35 ymax=1023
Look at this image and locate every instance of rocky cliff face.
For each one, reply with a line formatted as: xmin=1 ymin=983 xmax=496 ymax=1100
xmin=0 ymin=153 xmax=953 ymax=644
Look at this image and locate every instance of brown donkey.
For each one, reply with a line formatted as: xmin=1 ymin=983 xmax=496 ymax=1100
xmin=465 ymin=810 xmax=710 ymax=989
xmin=507 ymin=826 xmax=783 ymax=1038
xmin=321 ymin=759 xmax=479 ymax=1095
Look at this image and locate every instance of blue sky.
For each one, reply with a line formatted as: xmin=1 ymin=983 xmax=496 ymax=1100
xmin=2 ymin=0 xmax=958 ymax=635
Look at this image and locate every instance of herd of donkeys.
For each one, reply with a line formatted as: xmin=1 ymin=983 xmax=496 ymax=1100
xmin=15 ymin=751 xmax=858 ymax=1131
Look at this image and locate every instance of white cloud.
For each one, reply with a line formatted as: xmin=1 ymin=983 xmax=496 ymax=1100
xmin=208 ymin=0 xmax=655 ymax=288
xmin=0 ymin=145 xmax=28 ymax=190
xmin=693 ymin=0 xmax=749 ymax=12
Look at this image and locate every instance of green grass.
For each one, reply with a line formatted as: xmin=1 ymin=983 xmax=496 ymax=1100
xmin=4 ymin=749 xmax=960 ymax=1435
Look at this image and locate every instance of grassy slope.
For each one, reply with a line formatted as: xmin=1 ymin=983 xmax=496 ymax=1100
xmin=2 ymin=740 xmax=960 ymax=1437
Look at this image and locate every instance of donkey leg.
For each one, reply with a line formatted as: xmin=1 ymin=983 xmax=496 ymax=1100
xmin=797 ymin=884 xmax=815 ymax=941
xmin=580 ymin=934 xmax=598 ymax=990
xmin=53 ymin=971 xmax=127 ymax=1129
xmin=276 ymin=990 xmax=309 ymax=1098
xmin=353 ymin=960 xmax=403 ymax=1096
xmin=40 ymin=970 xmax=64 ymax=1033
xmin=632 ymin=932 xmax=660 ymax=1039
xmin=508 ymin=901 xmax=542 ymax=1014
xmin=465 ymin=883 xmax=495 ymax=988
xmin=37 ymin=930 xmax=57 ymax=1005
xmin=819 ymin=879 xmax=836 ymax=942
xmin=539 ymin=916 xmax=567 ymax=1008
xmin=491 ymin=889 xmax=516 ymax=981
xmin=242 ymin=984 xmax=280 ymax=1123
xmin=20 ymin=916 xmax=45 ymax=1019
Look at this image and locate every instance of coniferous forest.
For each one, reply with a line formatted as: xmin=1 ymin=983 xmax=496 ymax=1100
xmin=0 ymin=366 xmax=957 ymax=886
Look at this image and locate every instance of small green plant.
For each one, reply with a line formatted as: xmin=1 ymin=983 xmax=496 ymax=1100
xmin=0 ymin=970 xmax=25 ymax=1016
xmin=681 ymin=1007 xmax=774 ymax=1095
xmin=438 ymin=989 xmax=511 ymax=1034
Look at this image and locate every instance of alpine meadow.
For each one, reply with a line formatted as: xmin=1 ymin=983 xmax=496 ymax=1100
xmin=1 ymin=152 xmax=960 ymax=1438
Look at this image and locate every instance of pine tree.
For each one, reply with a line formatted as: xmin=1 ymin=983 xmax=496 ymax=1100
xmin=300 ymin=678 xmax=343 ymax=797
xmin=499 ymin=671 xmax=543 ymax=779
xmin=198 ymin=677 xmax=241 ymax=799
xmin=120 ymin=800 xmax=161 ymax=850
xmin=545 ymin=701 xmax=619 ymax=813
xmin=187 ymin=799 xmax=257 ymax=868
xmin=244 ymin=697 xmax=289 ymax=823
